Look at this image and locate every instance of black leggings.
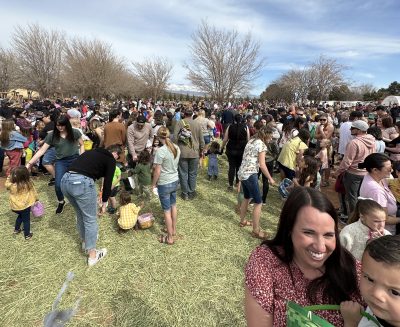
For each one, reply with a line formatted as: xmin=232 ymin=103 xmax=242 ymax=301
xmin=258 ymin=161 xmax=274 ymax=203
xmin=227 ymin=153 xmax=243 ymax=187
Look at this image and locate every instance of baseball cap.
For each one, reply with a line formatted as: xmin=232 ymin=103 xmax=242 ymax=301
xmin=137 ymin=115 xmax=146 ymax=124
xmin=351 ymin=120 xmax=369 ymax=131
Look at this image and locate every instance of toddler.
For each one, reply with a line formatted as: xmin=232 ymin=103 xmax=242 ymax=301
xmin=5 ymin=166 xmax=38 ymax=240
xmin=205 ymin=141 xmax=223 ymax=180
xmin=279 ymin=156 xmax=320 ymax=199
xmin=341 ymin=235 xmax=400 ymax=326
xmin=131 ymin=150 xmax=152 ymax=200
xmin=316 ymin=138 xmax=331 ymax=187
xmin=117 ymin=191 xmax=144 ymax=232
xmin=340 ymin=198 xmax=390 ymax=260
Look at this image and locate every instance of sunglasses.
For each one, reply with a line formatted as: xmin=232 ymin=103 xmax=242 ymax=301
xmin=319 ymin=119 xmax=327 ymax=122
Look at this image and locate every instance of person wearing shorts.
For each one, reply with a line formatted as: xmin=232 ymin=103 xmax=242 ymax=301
xmin=237 ymin=127 xmax=275 ymax=240
xmin=152 ymin=127 xmax=181 ymax=245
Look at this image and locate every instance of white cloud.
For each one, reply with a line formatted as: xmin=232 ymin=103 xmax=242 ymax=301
xmin=356 ymin=72 xmax=375 ymax=79
xmin=1 ymin=0 xmax=399 ymax=94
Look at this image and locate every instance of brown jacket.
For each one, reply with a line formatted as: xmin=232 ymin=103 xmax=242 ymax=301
xmin=103 ymin=121 xmax=126 ymax=163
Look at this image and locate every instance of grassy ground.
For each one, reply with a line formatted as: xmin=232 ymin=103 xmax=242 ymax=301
xmin=0 ymin=157 xmax=282 ymax=327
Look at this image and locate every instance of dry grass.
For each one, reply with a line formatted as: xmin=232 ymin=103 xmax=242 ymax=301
xmin=0 ymin=158 xmax=282 ymax=326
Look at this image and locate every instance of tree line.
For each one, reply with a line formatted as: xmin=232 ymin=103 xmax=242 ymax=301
xmin=260 ymin=55 xmax=399 ymax=104
xmin=0 ymin=21 xmax=265 ymax=103
xmin=1 ymin=21 xmax=394 ymax=103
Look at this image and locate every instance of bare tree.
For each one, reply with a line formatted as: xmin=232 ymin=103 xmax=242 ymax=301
xmin=185 ymin=21 xmax=265 ymax=102
xmin=11 ymin=24 xmax=65 ymax=98
xmin=278 ymin=68 xmax=313 ymax=103
xmin=0 ymin=48 xmax=19 ymax=92
xmin=113 ymin=69 xmax=146 ymax=99
xmin=308 ymin=55 xmax=345 ymax=102
xmin=63 ymin=38 xmax=126 ymax=100
xmin=132 ymin=56 xmax=173 ymax=101
xmin=263 ymin=55 xmax=347 ymax=103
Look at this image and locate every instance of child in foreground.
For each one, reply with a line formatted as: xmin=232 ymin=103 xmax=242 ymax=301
xmin=116 ymin=191 xmax=144 ymax=232
xmin=5 ymin=166 xmax=38 ymax=240
xmin=341 ymin=235 xmax=400 ymax=326
xmin=340 ymin=198 xmax=391 ymax=261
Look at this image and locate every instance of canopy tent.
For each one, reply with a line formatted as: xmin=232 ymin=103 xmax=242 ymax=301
xmin=382 ymin=95 xmax=400 ymax=106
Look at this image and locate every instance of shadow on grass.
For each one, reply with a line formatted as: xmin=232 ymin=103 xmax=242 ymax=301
xmin=111 ymin=290 xmax=169 ymax=327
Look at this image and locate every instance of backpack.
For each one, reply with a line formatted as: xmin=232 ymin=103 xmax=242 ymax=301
xmin=178 ymin=119 xmax=193 ymax=148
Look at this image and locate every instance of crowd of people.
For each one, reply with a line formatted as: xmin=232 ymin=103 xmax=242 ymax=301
xmin=1 ymin=97 xmax=400 ymax=325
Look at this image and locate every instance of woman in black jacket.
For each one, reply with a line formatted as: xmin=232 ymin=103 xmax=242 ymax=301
xmin=222 ymin=114 xmax=250 ymax=190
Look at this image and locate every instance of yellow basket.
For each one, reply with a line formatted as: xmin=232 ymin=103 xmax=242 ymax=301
xmin=84 ymin=140 xmax=93 ymax=150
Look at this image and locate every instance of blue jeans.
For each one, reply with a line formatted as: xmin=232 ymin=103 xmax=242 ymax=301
xmin=14 ymin=207 xmax=31 ymax=237
xmin=42 ymin=147 xmax=56 ymax=165
xmin=157 ymin=180 xmax=178 ymax=211
xmin=207 ymin=155 xmax=219 ymax=176
xmin=178 ymin=157 xmax=199 ymax=196
xmin=55 ymin=155 xmax=79 ymax=201
xmin=61 ymin=172 xmax=98 ymax=250
xmin=241 ymin=173 xmax=262 ymax=204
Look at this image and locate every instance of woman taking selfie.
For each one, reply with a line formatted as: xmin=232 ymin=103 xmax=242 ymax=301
xmin=245 ymin=187 xmax=364 ymax=326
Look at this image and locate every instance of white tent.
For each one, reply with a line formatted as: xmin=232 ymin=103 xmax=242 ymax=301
xmin=382 ymin=95 xmax=400 ymax=106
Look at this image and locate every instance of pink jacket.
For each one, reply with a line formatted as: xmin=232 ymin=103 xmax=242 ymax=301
xmin=337 ymin=134 xmax=376 ymax=176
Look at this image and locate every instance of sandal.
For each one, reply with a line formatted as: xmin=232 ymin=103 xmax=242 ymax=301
xmin=159 ymin=234 xmax=174 ymax=245
xmin=239 ymin=220 xmax=252 ymax=227
xmin=251 ymin=230 xmax=268 ymax=240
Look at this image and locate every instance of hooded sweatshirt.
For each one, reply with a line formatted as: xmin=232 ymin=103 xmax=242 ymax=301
xmin=337 ymin=134 xmax=376 ymax=176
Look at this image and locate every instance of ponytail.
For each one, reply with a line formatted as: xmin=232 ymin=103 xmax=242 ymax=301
xmin=165 ymin=138 xmax=178 ymax=158
xmin=157 ymin=126 xmax=178 ymax=158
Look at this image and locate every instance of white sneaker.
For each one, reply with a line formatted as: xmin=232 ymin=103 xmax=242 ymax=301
xmin=88 ymin=248 xmax=107 ymax=267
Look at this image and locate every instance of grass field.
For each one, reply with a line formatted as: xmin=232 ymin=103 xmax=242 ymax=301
xmin=0 ymin=158 xmax=282 ymax=327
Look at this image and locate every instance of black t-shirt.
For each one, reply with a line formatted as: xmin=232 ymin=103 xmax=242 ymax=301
xmin=68 ymin=148 xmax=116 ymax=203
xmin=39 ymin=122 xmax=55 ymax=140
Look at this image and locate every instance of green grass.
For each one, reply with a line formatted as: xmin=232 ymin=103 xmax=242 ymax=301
xmin=0 ymin=158 xmax=282 ymax=327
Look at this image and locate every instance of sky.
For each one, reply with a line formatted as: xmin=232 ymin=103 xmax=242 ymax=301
xmin=1 ymin=0 xmax=399 ymax=96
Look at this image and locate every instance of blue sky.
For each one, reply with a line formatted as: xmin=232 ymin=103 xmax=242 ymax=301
xmin=1 ymin=0 xmax=399 ymax=95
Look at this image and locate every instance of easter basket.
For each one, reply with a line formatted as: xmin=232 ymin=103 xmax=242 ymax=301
xmin=286 ymin=302 xmax=380 ymax=327
xmin=137 ymin=213 xmax=154 ymax=229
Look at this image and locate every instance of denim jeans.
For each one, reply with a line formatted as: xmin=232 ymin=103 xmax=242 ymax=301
xmin=13 ymin=207 xmax=31 ymax=237
xmin=207 ymin=154 xmax=219 ymax=177
xmin=55 ymin=155 xmax=79 ymax=201
xmin=178 ymin=157 xmax=199 ymax=196
xmin=61 ymin=172 xmax=98 ymax=250
xmin=42 ymin=147 xmax=56 ymax=165
xmin=157 ymin=180 xmax=178 ymax=211
xmin=241 ymin=173 xmax=262 ymax=204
